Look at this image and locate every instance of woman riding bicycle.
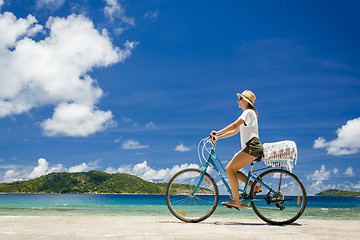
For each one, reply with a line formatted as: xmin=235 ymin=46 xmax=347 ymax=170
xmin=211 ymin=90 xmax=263 ymax=210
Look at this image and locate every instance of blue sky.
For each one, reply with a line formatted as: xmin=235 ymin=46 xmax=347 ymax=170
xmin=0 ymin=0 xmax=359 ymax=195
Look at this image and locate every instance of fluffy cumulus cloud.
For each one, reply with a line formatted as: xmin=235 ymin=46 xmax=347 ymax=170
xmin=307 ymin=165 xmax=332 ymax=184
xmin=105 ymin=161 xmax=200 ymax=182
xmin=0 ymin=158 xmax=101 ymax=182
xmin=68 ymin=160 xmax=101 ymax=173
xmin=313 ymin=117 xmax=360 ymax=155
xmin=344 ymin=167 xmax=355 ymax=177
xmin=175 ymin=143 xmax=191 ymax=152
xmin=41 ymin=103 xmax=115 ymax=137
xmin=0 ymin=10 xmax=136 ymax=137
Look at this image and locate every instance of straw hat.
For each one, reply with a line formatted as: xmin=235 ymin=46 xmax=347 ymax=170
xmin=237 ymin=90 xmax=256 ymax=107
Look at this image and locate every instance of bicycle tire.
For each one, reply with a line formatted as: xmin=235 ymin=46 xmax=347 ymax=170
xmin=165 ymin=168 xmax=219 ymax=223
xmin=249 ymin=169 xmax=307 ymax=225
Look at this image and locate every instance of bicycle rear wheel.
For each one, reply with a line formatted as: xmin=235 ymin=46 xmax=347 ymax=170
xmin=165 ymin=168 xmax=219 ymax=223
xmin=250 ymin=169 xmax=307 ymax=225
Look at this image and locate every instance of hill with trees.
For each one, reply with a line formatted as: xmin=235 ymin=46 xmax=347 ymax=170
xmin=0 ymin=171 xmax=211 ymax=194
xmin=315 ymin=189 xmax=360 ymax=197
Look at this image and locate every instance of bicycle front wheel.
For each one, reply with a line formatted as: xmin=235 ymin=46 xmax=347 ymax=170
xmin=250 ymin=169 xmax=307 ymax=225
xmin=165 ymin=168 xmax=219 ymax=223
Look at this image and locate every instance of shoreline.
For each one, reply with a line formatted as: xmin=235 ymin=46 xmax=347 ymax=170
xmin=1 ymin=193 xmax=359 ymax=221
xmin=1 ymin=192 xmax=359 ymax=197
xmin=0 ymin=215 xmax=359 ymax=240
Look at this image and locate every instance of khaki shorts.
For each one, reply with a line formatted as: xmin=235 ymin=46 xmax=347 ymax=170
xmin=243 ymin=137 xmax=263 ymax=158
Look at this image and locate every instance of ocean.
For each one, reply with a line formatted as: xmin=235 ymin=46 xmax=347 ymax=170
xmin=0 ymin=194 xmax=359 ymax=220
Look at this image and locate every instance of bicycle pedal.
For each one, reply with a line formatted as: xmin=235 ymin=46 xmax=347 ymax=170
xmin=241 ymin=202 xmax=250 ymax=208
xmin=239 ymin=194 xmax=251 ymax=200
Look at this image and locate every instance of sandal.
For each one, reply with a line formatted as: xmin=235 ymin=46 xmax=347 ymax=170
xmin=221 ymin=201 xmax=249 ymax=210
xmin=221 ymin=201 xmax=241 ymax=210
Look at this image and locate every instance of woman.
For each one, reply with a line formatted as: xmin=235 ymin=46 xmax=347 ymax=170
xmin=211 ymin=90 xmax=263 ymax=210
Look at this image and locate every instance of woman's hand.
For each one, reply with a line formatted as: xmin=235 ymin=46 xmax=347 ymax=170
xmin=210 ymin=131 xmax=218 ymax=141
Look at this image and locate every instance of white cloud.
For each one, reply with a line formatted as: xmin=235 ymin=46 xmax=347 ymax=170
xmin=0 ymin=12 xmax=43 ymax=50
xmin=0 ymin=0 xmax=4 ymax=9
xmin=121 ymin=140 xmax=149 ymax=150
xmin=175 ymin=143 xmax=191 ymax=152
xmin=344 ymin=167 xmax=355 ymax=177
xmin=1 ymin=158 xmax=66 ymax=182
xmin=104 ymin=0 xmax=135 ymax=25
xmin=144 ymin=11 xmax=159 ymax=19
xmin=27 ymin=158 xmax=70 ymax=179
xmin=105 ymin=161 xmax=200 ymax=182
xmin=307 ymin=165 xmax=331 ymax=184
xmin=0 ymin=159 xmax=196 ymax=185
xmin=305 ymin=165 xmax=359 ymax=195
xmin=0 ymin=158 xmax=102 ymax=182
xmin=0 ymin=11 xmax=137 ymax=137
xmin=3 ymin=169 xmax=27 ymax=183
xmin=36 ymin=0 xmax=66 ymax=10
xmin=145 ymin=121 xmax=158 ymax=129
xmin=41 ymin=103 xmax=115 ymax=137
xmin=28 ymin=158 xmax=50 ymax=179
xmin=313 ymin=117 xmax=360 ymax=155
xmin=122 ymin=116 xmax=133 ymax=123
xmin=68 ymin=160 xmax=101 ymax=173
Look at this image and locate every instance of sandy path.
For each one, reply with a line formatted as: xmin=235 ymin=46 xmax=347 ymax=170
xmin=0 ymin=216 xmax=359 ymax=240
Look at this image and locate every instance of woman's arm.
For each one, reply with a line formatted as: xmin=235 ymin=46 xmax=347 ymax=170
xmin=216 ymin=127 xmax=240 ymax=140
xmin=212 ymin=117 xmax=244 ymax=140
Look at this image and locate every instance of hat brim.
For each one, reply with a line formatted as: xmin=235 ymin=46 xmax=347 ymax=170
xmin=237 ymin=93 xmax=254 ymax=107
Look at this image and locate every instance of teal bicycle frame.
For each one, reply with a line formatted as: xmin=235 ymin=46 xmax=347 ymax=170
xmin=192 ymin=145 xmax=280 ymax=202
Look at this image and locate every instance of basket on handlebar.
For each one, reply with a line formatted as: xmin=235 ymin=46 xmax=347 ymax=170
xmin=262 ymin=140 xmax=298 ymax=172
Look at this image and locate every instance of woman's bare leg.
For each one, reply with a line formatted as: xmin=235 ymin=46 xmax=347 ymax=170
xmin=224 ymin=151 xmax=256 ymax=207
xmin=235 ymin=171 xmax=255 ymax=190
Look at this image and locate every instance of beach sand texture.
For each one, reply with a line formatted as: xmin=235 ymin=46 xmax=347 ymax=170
xmin=0 ymin=216 xmax=359 ymax=240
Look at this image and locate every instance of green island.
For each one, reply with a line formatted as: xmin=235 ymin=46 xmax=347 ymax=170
xmin=0 ymin=171 xmax=211 ymax=195
xmin=315 ymin=189 xmax=360 ymax=197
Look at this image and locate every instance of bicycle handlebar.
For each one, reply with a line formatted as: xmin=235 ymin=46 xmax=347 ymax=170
xmin=208 ymin=135 xmax=216 ymax=147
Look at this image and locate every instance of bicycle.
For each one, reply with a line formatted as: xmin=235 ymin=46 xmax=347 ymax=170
xmin=165 ymin=137 xmax=307 ymax=225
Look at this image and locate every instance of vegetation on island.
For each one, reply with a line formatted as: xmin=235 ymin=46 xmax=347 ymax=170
xmin=0 ymin=171 xmax=212 ymax=195
xmin=315 ymin=189 xmax=360 ymax=197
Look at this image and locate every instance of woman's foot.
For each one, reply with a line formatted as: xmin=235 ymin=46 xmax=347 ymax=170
xmin=221 ymin=200 xmax=249 ymax=210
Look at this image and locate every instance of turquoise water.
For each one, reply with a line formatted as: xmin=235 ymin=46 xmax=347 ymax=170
xmin=0 ymin=194 xmax=359 ymax=220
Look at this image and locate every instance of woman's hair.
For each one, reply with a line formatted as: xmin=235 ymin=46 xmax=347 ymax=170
xmin=248 ymin=105 xmax=258 ymax=117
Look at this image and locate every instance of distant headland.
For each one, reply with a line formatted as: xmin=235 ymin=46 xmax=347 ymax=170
xmin=315 ymin=189 xmax=360 ymax=197
xmin=0 ymin=170 xmax=211 ymax=195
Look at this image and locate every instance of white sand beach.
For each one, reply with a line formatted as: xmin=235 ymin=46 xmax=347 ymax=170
xmin=0 ymin=216 xmax=359 ymax=240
